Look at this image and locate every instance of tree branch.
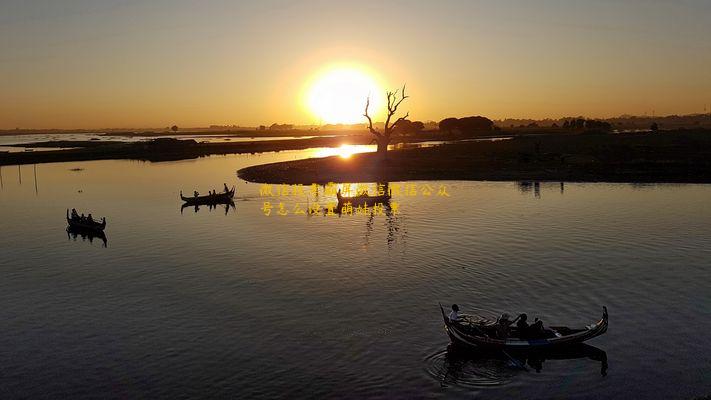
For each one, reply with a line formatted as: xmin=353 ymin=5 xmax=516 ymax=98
xmin=390 ymin=112 xmax=410 ymax=132
xmin=363 ymin=96 xmax=382 ymax=138
xmin=391 ymin=84 xmax=408 ymax=114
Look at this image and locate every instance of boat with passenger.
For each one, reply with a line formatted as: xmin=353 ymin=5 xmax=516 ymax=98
xmin=181 ymin=186 xmax=235 ymax=205
xmin=440 ymin=304 xmax=608 ymax=350
xmin=66 ymin=209 xmax=106 ymax=232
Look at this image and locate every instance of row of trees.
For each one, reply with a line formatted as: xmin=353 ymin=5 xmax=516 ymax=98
xmin=561 ymin=119 xmax=612 ymax=131
xmin=438 ymin=116 xmax=494 ymax=133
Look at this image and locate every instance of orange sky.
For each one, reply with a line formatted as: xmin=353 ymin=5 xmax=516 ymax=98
xmin=1 ymin=0 xmax=710 ymax=129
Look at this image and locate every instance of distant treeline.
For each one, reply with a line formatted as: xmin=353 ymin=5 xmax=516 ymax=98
xmin=496 ymin=113 xmax=711 ymax=130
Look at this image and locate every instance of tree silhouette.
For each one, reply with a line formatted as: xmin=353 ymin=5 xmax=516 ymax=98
xmin=364 ymin=85 xmax=409 ymax=159
xmin=650 ymin=122 xmax=659 ymax=132
xmin=439 ymin=118 xmax=459 ymax=133
xmin=171 ymin=125 xmax=178 ymax=132
xmin=393 ymin=119 xmax=425 ymax=136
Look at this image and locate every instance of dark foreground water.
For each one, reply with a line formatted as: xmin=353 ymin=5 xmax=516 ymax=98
xmin=1 ymin=151 xmax=710 ymax=399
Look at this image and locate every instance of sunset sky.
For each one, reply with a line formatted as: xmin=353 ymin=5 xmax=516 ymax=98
xmin=2 ymin=0 xmax=710 ymax=129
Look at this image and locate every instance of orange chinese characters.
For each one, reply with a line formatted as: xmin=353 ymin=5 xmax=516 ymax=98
xmin=291 ymin=184 xmax=305 ymax=197
xmin=420 ymin=184 xmax=433 ymax=196
xmin=261 ymin=201 xmax=273 ymax=216
xmin=355 ymin=183 xmax=370 ymax=196
xmin=293 ymin=203 xmax=306 ymax=215
xmin=325 ymin=202 xmax=337 ymax=216
xmin=390 ymin=201 xmax=400 ymax=214
xmin=372 ymin=202 xmax=385 ymax=216
xmin=308 ymin=202 xmax=321 ymax=215
xmin=277 ymin=202 xmax=288 ymax=216
xmin=437 ymin=184 xmax=451 ymax=197
xmin=259 ymin=184 xmax=274 ymax=197
xmin=405 ymin=183 xmax=418 ymax=196
xmin=341 ymin=202 xmax=354 ymax=216
xmin=278 ymin=184 xmax=291 ymax=197
xmin=355 ymin=204 xmax=369 ymax=215
xmin=388 ymin=183 xmax=402 ymax=197
xmin=324 ymin=182 xmax=338 ymax=197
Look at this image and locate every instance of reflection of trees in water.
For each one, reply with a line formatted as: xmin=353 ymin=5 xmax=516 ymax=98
xmin=517 ymin=181 xmax=567 ymax=197
xmin=314 ymin=182 xmax=406 ymax=249
xmin=66 ymin=227 xmax=108 ymax=247
xmin=361 ymin=201 xmax=406 ymax=250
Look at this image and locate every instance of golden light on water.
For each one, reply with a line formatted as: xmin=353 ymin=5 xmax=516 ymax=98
xmin=310 ymin=144 xmax=377 ymax=159
xmin=304 ymin=66 xmax=384 ymax=124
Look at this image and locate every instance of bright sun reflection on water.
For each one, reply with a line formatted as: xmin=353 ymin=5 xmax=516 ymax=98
xmin=311 ymin=144 xmax=376 ymax=159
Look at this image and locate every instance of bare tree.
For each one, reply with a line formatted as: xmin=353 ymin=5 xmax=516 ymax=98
xmin=364 ymin=85 xmax=409 ymax=159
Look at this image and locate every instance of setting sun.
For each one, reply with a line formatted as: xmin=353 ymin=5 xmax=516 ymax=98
xmin=305 ymin=66 xmax=383 ymax=125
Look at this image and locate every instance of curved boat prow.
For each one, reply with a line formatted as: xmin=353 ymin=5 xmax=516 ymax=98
xmin=439 ymin=303 xmax=448 ymax=324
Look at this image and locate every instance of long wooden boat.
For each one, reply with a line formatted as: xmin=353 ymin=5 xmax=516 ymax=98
xmin=66 ymin=209 xmax=106 ymax=232
xmin=181 ymin=186 xmax=235 ymax=205
xmin=336 ymin=189 xmax=390 ymax=206
xmin=440 ymin=304 xmax=608 ymax=350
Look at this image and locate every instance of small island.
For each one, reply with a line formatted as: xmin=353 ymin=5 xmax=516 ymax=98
xmin=238 ymin=129 xmax=711 ymax=184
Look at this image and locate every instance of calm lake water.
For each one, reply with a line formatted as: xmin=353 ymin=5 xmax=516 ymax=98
xmin=1 ymin=149 xmax=710 ymax=399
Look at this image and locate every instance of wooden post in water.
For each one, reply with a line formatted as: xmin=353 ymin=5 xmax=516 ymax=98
xmin=34 ymin=164 xmax=38 ymax=194
xmin=0 ymin=165 xmax=3 ymax=188
xmin=18 ymin=165 xmax=21 ymax=184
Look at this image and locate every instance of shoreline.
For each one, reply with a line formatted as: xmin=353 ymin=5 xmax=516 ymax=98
xmin=3 ymin=129 xmax=711 ymax=185
xmin=238 ymin=129 xmax=711 ymax=184
xmin=0 ymin=131 xmax=509 ymax=166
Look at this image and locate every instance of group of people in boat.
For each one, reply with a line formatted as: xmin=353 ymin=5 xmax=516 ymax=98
xmin=449 ymin=304 xmax=546 ymax=340
xmin=194 ymin=183 xmax=230 ymax=198
xmin=70 ymin=208 xmax=100 ymax=225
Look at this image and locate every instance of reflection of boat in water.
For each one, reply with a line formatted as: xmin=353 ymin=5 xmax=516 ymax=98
xmin=181 ymin=201 xmax=235 ymax=215
xmin=66 ymin=209 xmax=106 ymax=232
xmin=440 ymin=305 xmax=608 ymax=350
xmin=427 ymin=342 xmax=608 ymax=388
xmin=66 ymin=226 xmax=108 ymax=247
xmin=180 ymin=186 xmax=235 ymax=205
xmin=336 ymin=189 xmax=391 ymax=206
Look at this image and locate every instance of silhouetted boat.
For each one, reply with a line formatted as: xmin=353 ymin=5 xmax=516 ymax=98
xmin=66 ymin=209 xmax=106 ymax=232
xmin=336 ymin=189 xmax=390 ymax=205
xmin=180 ymin=186 xmax=235 ymax=205
xmin=440 ymin=305 xmax=608 ymax=350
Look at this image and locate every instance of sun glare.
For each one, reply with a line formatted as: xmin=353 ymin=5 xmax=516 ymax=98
xmin=306 ymin=67 xmax=383 ymax=125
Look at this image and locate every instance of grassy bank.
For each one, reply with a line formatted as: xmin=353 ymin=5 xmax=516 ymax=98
xmin=238 ymin=129 xmax=711 ymax=184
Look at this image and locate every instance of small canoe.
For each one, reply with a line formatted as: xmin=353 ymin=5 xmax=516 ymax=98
xmin=66 ymin=209 xmax=106 ymax=232
xmin=181 ymin=187 xmax=235 ymax=205
xmin=440 ymin=304 xmax=608 ymax=350
xmin=336 ymin=190 xmax=390 ymax=205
